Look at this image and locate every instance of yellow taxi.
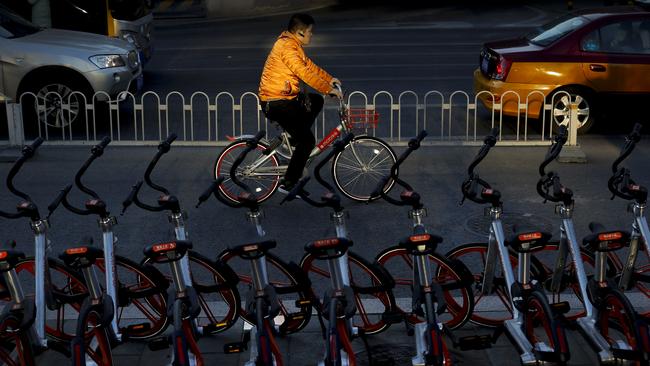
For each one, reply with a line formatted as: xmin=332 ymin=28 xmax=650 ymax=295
xmin=474 ymin=7 xmax=650 ymax=133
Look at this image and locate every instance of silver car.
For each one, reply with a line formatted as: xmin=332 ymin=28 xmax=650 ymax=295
xmin=0 ymin=5 xmax=142 ymax=128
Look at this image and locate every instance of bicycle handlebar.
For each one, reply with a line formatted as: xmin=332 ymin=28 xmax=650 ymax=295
xmin=608 ymin=123 xmax=645 ymax=202
xmin=6 ymin=137 xmax=44 ymax=202
xmin=535 ymin=126 xmax=574 ymax=204
xmin=538 ymin=126 xmax=567 ymax=177
xmin=314 ymin=133 xmax=354 ymax=193
xmin=143 ymin=133 xmax=177 ymax=196
xmin=460 ymin=128 xmax=499 ymax=206
xmin=369 ymin=130 xmax=427 ymax=207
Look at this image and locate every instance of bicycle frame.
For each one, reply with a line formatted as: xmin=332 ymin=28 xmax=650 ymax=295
xmin=31 ymin=218 xmax=50 ymax=348
xmin=97 ymin=216 xmax=121 ymax=341
xmin=480 ymin=206 xmax=541 ymax=365
xmin=617 ymin=202 xmax=650 ymax=290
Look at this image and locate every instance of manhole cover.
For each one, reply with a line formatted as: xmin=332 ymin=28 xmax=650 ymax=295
xmin=463 ymin=212 xmax=554 ymax=237
xmin=356 ymin=344 xmax=413 ymax=366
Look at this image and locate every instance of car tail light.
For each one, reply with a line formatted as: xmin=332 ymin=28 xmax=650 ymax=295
xmin=493 ymin=55 xmax=511 ymax=81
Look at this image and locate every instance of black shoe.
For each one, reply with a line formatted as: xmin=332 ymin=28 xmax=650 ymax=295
xmin=277 ymin=183 xmax=294 ymax=195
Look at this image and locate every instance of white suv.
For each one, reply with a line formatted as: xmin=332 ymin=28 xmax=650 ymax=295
xmin=0 ymin=5 xmax=142 ymax=128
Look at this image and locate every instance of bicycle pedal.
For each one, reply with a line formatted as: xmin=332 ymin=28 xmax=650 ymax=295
xmin=295 ymin=299 xmax=312 ymax=307
xmin=202 ymin=321 xmax=230 ymax=333
xmin=147 ymin=336 xmax=169 ymax=351
xmin=456 ymin=335 xmax=493 ymax=350
xmin=224 ymin=341 xmax=247 ymax=354
xmin=550 ymin=301 xmax=570 ymax=315
xmin=611 ymin=343 xmax=641 ymax=361
xmin=381 ymin=310 xmax=404 ymax=324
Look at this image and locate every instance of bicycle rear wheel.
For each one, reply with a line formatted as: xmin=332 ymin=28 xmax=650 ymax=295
xmin=376 ymin=246 xmax=473 ymax=330
xmin=332 ymin=136 xmax=397 ymax=202
xmin=141 ymin=251 xmax=240 ymax=334
xmin=213 ymin=140 xmax=281 ymax=203
xmin=444 ymin=243 xmax=520 ymax=327
xmin=94 ymin=256 xmax=169 ymax=340
xmin=219 ymin=250 xmax=312 ymax=335
xmin=14 ymin=257 xmax=86 ymax=341
xmin=0 ymin=316 xmax=36 ymax=366
xmin=301 ymin=251 xmax=396 ymax=334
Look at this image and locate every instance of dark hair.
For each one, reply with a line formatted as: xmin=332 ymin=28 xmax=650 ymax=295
xmin=287 ymin=13 xmax=314 ymax=33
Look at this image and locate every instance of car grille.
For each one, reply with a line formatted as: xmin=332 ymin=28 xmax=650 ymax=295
xmin=127 ymin=50 xmax=140 ymax=70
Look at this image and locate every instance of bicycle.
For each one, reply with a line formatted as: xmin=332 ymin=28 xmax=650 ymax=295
xmin=448 ymin=128 xmax=570 ymax=365
xmin=213 ymin=84 xmax=397 ymax=204
xmin=0 ymin=242 xmax=36 ymax=366
xmin=536 ymin=126 xmax=650 ymax=364
xmin=47 ymin=137 xmax=170 ymax=342
xmin=606 ymin=123 xmax=650 ymax=318
xmin=0 ymin=138 xmax=88 ymax=352
xmin=198 ymin=131 xmax=284 ymax=365
xmin=123 ymin=134 xmax=242 ymax=336
xmin=369 ymin=130 xmax=482 ymax=365
xmin=280 ymin=133 xmax=400 ymax=337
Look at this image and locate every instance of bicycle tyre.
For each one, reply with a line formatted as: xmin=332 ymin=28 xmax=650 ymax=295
xmin=14 ymin=257 xmax=87 ymax=342
xmin=300 ymin=250 xmax=396 ymax=335
xmin=523 ymin=290 xmax=570 ymax=364
xmin=596 ymin=289 xmax=647 ymax=360
xmin=332 ymin=136 xmax=397 ymax=202
xmin=0 ymin=316 xmax=36 ymax=366
xmin=94 ymin=255 xmax=169 ymax=340
xmin=213 ymin=139 xmax=281 ymax=204
xmin=140 ymin=251 xmax=241 ymax=334
xmin=218 ymin=250 xmax=312 ymax=335
xmin=444 ymin=243 xmax=523 ymax=327
xmin=73 ymin=309 xmax=114 ymax=366
xmin=377 ymin=246 xmax=474 ymax=330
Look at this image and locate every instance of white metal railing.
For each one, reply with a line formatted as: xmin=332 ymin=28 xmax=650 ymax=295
xmin=3 ymin=90 xmax=583 ymax=147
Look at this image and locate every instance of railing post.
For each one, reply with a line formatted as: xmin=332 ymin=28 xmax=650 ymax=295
xmin=558 ymin=99 xmax=587 ymax=163
xmin=4 ymin=98 xmax=25 ymax=147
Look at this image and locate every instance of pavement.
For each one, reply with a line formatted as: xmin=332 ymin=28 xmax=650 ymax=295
xmin=1 ymin=133 xmax=648 ymax=365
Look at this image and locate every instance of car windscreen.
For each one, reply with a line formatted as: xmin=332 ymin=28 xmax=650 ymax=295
xmin=525 ymin=14 xmax=589 ymax=47
xmin=0 ymin=6 xmax=41 ymax=38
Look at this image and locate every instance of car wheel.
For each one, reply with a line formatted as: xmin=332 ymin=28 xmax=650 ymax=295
xmin=22 ymin=77 xmax=91 ymax=130
xmin=547 ymin=87 xmax=595 ymax=134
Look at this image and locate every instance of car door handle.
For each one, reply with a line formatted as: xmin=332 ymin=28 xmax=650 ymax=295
xmin=589 ymin=64 xmax=606 ymax=72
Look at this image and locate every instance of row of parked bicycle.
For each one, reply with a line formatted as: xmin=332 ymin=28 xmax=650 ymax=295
xmin=0 ymin=121 xmax=648 ymax=366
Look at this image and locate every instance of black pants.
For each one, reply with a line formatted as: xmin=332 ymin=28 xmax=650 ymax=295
xmin=261 ymin=93 xmax=324 ymax=185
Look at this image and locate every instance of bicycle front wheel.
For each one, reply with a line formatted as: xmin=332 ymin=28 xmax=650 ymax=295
xmin=376 ymin=246 xmax=473 ymax=330
xmin=332 ymin=136 xmax=396 ymax=202
xmin=597 ymin=289 xmax=647 ymax=360
xmin=73 ymin=310 xmax=114 ymax=366
xmin=523 ymin=290 xmax=570 ymax=364
xmin=213 ymin=139 xmax=281 ymax=203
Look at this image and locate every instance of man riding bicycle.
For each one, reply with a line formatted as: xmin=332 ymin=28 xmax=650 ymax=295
xmin=258 ymin=13 xmax=343 ymax=192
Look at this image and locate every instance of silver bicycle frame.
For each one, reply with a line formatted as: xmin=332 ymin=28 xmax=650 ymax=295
xmin=31 ymin=219 xmax=49 ymax=348
xmin=555 ymin=204 xmax=616 ymax=363
xmin=169 ymin=212 xmax=193 ymax=288
xmin=99 ymin=216 xmax=121 ymax=341
xmin=481 ymin=206 xmax=539 ymax=364
xmin=619 ymin=202 xmax=650 ymax=290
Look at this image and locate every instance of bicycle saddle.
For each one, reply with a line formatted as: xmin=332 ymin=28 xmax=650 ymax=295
xmin=505 ymin=227 xmax=552 ymax=253
xmin=143 ymin=240 xmax=192 ymax=263
xmin=304 ymin=237 xmax=352 ymax=259
xmin=583 ymin=222 xmax=630 ymax=253
xmin=0 ymin=250 xmax=25 ymax=272
xmin=59 ymin=246 xmax=104 ymax=269
xmin=399 ymin=233 xmax=443 ymax=255
xmin=230 ymin=240 xmax=276 ymax=260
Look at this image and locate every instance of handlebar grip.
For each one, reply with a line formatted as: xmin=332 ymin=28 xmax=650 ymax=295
xmin=250 ymin=131 xmax=266 ymax=145
xmin=632 ymin=122 xmax=642 ymax=136
xmin=196 ymin=177 xmax=225 ymax=208
xmin=556 ymin=125 xmax=568 ymax=143
xmin=122 ymin=181 xmax=144 ymax=214
xmin=164 ymin=133 xmax=178 ymax=145
xmin=485 ymin=127 xmax=499 ymax=146
xmin=30 ymin=137 xmax=44 ymax=151
xmin=48 ymin=184 xmax=72 ymax=216
xmin=408 ymin=130 xmax=428 ymax=149
xmin=99 ymin=136 xmax=111 ymax=149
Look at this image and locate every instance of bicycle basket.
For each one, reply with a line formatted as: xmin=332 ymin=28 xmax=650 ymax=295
xmin=345 ymin=108 xmax=379 ymax=133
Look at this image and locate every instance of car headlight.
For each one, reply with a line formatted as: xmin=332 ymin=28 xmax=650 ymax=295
xmin=89 ymin=55 xmax=125 ymax=69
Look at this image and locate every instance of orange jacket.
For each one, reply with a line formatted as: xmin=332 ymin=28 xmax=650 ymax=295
xmin=259 ymin=31 xmax=333 ymax=102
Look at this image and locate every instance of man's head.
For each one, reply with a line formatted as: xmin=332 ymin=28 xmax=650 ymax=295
xmin=288 ymin=13 xmax=314 ymax=45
